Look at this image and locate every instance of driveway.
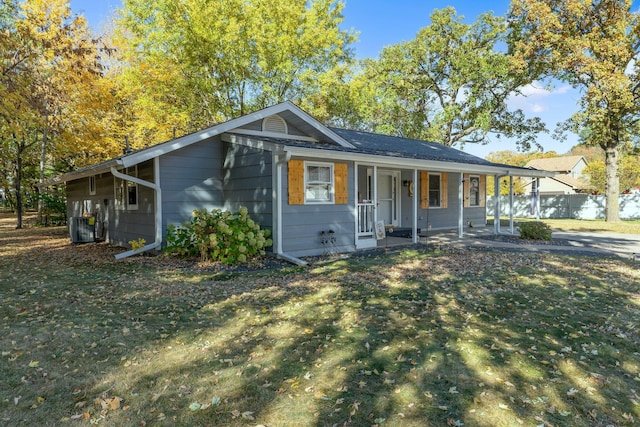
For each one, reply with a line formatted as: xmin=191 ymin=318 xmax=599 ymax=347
xmin=551 ymin=230 xmax=640 ymax=258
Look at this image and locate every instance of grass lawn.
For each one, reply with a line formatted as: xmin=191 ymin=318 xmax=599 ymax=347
xmin=1 ymin=216 xmax=640 ymax=426
xmin=489 ymin=217 xmax=640 ymax=235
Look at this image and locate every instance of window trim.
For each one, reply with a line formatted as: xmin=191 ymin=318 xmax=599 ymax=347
xmin=113 ymin=166 xmax=139 ymax=211
xmin=89 ymin=175 xmax=96 ymax=195
xmin=469 ymin=175 xmax=481 ymax=207
xmin=428 ymin=172 xmax=442 ymax=208
xmin=304 ymin=161 xmax=334 ymax=204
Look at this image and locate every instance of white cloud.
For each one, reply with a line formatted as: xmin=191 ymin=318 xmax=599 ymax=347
xmin=531 ymin=103 xmax=547 ymax=113
xmin=516 ymin=81 xmax=571 ymax=98
xmin=508 ymin=81 xmax=573 ymax=114
xmin=519 ymin=82 xmax=550 ymax=97
xmin=554 ymin=85 xmax=572 ymax=95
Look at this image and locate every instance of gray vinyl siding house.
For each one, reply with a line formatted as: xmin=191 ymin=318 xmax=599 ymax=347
xmin=45 ymin=102 xmax=553 ymax=260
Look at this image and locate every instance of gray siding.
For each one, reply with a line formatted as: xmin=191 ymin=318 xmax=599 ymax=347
xmin=66 ymin=160 xmax=156 ymax=247
xmin=159 ymin=136 xmax=274 ymax=243
xmin=282 ymin=158 xmax=356 ymax=257
xmin=222 ymin=142 xmax=272 ymax=229
xmin=160 ymin=137 xmax=225 ymax=235
xmin=416 ymin=172 xmax=486 ymax=231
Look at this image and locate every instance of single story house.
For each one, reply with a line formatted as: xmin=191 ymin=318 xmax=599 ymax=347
xmin=41 ymin=102 xmax=553 ymax=262
xmin=524 ymin=155 xmax=591 ymax=194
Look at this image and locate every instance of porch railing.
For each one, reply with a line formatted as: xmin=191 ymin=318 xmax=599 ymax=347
xmin=357 ymin=202 xmax=375 ymax=237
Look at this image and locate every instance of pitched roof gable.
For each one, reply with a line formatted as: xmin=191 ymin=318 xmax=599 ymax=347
xmin=525 ymin=155 xmax=586 ymax=172
xmin=552 ymin=174 xmax=591 ymax=190
xmin=120 ymin=101 xmax=352 ymax=168
xmin=41 ymin=102 xmax=556 ymax=186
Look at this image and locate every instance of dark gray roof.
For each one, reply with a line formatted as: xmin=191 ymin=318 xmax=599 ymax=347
xmin=329 ymin=128 xmax=496 ymax=166
xmin=243 ymin=127 xmax=548 ymax=176
xmin=248 ymin=127 xmax=511 ymax=167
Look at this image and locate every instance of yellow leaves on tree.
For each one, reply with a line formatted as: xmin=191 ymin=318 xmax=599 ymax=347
xmin=508 ymin=0 xmax=640 ymax=221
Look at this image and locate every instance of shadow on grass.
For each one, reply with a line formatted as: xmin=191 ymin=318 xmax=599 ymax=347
xmin=1 ymin=224 xmax=639 ymax=426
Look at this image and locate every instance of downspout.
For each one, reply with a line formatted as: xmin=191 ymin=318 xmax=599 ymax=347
xmin=111 ymin=162 xmax=163 ymax=259
xmin=274 ymin=151 xmax=308 ymax=266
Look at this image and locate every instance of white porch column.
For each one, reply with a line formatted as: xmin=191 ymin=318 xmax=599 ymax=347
xmin=412 ymin=168 xmax=418 ymax=243
xmin=493 ymin=174 xmax=500 ymax=234
xmin=373 ymin=166 xmax=378 ymax=224
xmin=509 ymin=175 xmax=515 ymax=234
xmin=354 ymin=162 xmax=359 ymax=245
xmin=535 ymin=178 xmax=541 ymax=221
xmin=458 ymin=173 xmax=464 ymax=238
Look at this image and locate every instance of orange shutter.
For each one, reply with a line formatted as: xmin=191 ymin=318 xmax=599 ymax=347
xmin=288 ymin=160 xmax=304 ymax=205
xmin=479 ymin=175 xmax=486 ymax=207
xmin=420 ymin=171 xmax=429 ymax=209
xmin=334 ymin=163 xmax=348 ymax=204
xmin=463 ymin=173 xmax=470 ymax=207
xmin=441 ymin=173 xmax=448 ymax=208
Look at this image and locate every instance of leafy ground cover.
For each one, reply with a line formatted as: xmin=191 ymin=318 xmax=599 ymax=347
xmin=1 ymin=215 xmax=639 ymax=426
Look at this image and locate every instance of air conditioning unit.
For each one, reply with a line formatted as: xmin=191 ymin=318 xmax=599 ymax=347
xmin=69 ymin=217 xmax=95 ymax=243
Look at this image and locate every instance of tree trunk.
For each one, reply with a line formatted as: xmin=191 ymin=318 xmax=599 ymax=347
xmin=14 ymin=136 xmax=23 ymax=229
xmin=37 ymin=127 xmax=48 ymax=224
xmin=604 ymin=142 xmax=621 ymax=222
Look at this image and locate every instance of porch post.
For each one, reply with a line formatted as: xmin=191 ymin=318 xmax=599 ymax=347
xmin=494 ymin=174 xmax=500 ymax=234
xmin=509 ymin=175 xmax=514 ymax=234
xmin=458 ymin=173 xmax=464 ymax=238
xmin=275 ymin=156 xmax=284 ymax=255
xmin=354 ymin=162 xmax=359 ymax=247
xmin=412 ymin=168 xmax=418 ymax=243
xmin=535 ymin=178 xmax=541 ymax=221
xmin=373 ymin=166 xmax=378 ymax=225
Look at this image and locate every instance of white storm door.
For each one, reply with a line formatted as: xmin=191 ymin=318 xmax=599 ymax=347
xmin=377 ymin=170 xmax=400 ymax=227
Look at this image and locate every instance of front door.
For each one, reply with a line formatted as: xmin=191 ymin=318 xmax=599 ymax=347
xmin=377 ymin=170 xmax=400 ymax=227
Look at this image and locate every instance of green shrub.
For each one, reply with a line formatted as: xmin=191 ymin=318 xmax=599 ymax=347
xmin=165 ymin=207 xmax=272 ymax=264
xmin=518 ymin=221 xmax=552 ymax=241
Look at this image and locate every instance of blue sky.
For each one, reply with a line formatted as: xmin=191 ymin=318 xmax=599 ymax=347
xmin=70 ymin=0 xmax=582 ymax=158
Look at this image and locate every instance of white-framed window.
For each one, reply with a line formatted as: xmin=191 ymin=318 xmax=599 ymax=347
xmin=89 ymin=175 xmax=96 ymax=195
xmin=114 ymin=166 xmax=138 ymax=211
xmin=429 ymin=173 xmax=441 ymax=208
xmin=115 ymin=179 xmax=125 ymax=210
xmin=469 ymin=175 xmax=480 ymax=206
xmin=305 ymin=161 xmax=334 ymax=204
xmin=83 ymin=199 xmax=93 ymax=215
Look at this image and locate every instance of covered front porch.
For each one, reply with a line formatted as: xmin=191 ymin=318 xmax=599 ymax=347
xmin=353 ymin=162 xmax=543 ymax=250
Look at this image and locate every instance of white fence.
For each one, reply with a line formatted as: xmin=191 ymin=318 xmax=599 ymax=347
xmin=487 ymin=193 xmax=640 ymax=220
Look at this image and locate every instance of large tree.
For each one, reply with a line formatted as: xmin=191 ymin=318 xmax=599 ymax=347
xmin=343 ymin=7 xmax=546 ymax=150
xmin=0 ymin=0 xmax=106 ymax=227
xmin=113 ymin=0 xmax=357 ymax=147
xmin=508 ymin=0 xmax=640 ymax=222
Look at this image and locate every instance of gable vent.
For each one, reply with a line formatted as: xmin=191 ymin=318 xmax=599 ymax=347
xmin=262 ymin=115 xmax=288 ymax=134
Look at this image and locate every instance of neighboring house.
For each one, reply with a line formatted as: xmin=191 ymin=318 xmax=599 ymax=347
xmin=40 ymin=102 xmax=552 ymax=260
xmin=525 ymin=155 xmax=591 ymax=195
